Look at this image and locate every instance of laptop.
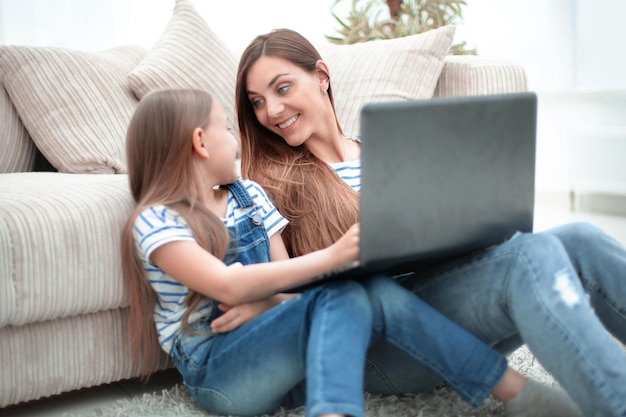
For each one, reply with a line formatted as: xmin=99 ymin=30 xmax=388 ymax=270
xmin=281 ymin=92 xmax=537 ymax=293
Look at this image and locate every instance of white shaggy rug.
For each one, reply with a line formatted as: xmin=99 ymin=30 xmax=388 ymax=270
xmin=84 ymin=346 xmax=558 ymax=417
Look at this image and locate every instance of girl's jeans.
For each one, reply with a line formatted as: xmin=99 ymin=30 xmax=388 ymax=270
xmin=365 ymin=222 xmax=626 ymax=417
xmin=171 ymin=282 xmax=373 ymax=417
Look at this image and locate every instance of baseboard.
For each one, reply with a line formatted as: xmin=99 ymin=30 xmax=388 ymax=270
xmin=570 ymin=191 xmax=626 ymax=217
xmin=534 ymin=189 xmax=571 ymax=210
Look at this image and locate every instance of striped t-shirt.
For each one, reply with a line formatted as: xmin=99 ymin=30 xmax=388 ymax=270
xmin=133 ymin=179 xmax=288 ymax=354
xmin=330 ymin=137 xmax=361 ymax=191
xmin=330 ymin=158 xmax=361 ymax=192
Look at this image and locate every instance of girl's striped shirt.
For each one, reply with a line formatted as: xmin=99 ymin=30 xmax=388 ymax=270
xmin=133 ymin=179 xmax=288 ymax=353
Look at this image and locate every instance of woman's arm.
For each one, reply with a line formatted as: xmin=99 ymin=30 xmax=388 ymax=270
xmin=150 ymin=223 xmax=359 ymax=306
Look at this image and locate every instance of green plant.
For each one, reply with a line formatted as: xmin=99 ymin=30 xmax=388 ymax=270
xmin=326 ymin=0 xmax=476 ymax=55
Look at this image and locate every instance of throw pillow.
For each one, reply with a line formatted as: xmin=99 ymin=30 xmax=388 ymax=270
xmin=316 ymin=25 xmax=456 ymax=136
xmin=128 ymin=0 xmax=237 ymax=134
xmin=0 ymin=45 xmax=147 ymax=174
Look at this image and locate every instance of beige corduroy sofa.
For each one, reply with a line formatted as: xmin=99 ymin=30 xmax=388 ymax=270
xmin=0 ymin=0 xmax=528 ymax=409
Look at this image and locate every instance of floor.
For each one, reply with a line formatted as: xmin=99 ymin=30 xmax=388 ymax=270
xmin=3 ymin=199 xmax=626 ymax=417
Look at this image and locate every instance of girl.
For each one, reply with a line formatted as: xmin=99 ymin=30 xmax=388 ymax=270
xmin=122 ymin=88 xmax=370 ymax=417
xmin=122 ymin=88 xmax=580 ymax=417
xmin=236 ymin=28 xmax=626 ymax=417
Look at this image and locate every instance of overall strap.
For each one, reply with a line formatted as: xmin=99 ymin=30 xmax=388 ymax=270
xmin=226 ymin=179 xmax=254 ymax=209
xmin=225 ymin=179 xmax=263 ymax=226
xmin=222 ymin=180 xmax=269 ymax=265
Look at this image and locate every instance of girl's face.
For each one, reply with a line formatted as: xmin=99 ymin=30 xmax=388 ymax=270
xmin=246 ymin=55 xmax=329 ymax=148
xmin=203 ymin=100 xmax=239 ymax=184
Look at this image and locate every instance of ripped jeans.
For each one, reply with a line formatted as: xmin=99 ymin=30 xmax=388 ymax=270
xmin=365 ymin=222 xmax=626 ymax=417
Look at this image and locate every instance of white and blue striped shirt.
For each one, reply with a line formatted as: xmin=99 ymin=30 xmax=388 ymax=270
xmin=330 ymin=158 xmax=361 ymax=192
xmin=133 ymin=179 xmax=288 ymax=354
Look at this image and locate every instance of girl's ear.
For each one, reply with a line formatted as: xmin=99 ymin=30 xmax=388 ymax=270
xmin=191 ymin=128 xmax=209 ymax=159
xmin=315 ymin=60 xmax=331 ymax=92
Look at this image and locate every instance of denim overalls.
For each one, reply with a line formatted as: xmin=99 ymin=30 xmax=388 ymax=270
xmin=222 ymin=179 xmax=271 ymax=266
xmin=170 ymin=180 xmax=269 ymax=338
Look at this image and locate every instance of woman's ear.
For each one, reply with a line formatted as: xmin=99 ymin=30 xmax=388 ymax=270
xmin=191 ymin=128 xmax=210 ymax=159
xmin=315 ymin=60 xmax=331 ymax=92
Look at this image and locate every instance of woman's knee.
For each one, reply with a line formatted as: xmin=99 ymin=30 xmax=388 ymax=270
xmin=546 ymin=221 xmax=605 ymax=243
xmin=506 ymin=230 xmax=569 ymax=261
xmin=548 ymin=221 xmax=623 ymax=256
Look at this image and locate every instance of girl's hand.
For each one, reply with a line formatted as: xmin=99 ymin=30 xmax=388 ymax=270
xmin=328 ymin=223 xmax=360 ymax=266
xmin=211 ymin=297 xmax=279 ymax=333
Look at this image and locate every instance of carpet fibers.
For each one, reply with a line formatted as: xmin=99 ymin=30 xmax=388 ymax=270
xmin=86 ymin=346 xmax=558 ymax=417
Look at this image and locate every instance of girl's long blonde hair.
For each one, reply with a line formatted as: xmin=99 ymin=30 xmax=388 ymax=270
xmin=236 ymin=29 xmax=359 ymax=257
xmin=121 ymin=89 xmax=230 ymax=378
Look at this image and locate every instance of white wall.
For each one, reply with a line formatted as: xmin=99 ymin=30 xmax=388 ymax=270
xmin=459 ymin=0 xmax=626 ymax=92
xmin=2 ymin=0 xmax=624 ymax=92
xmin=0 ymin=0 xmax=343 ymax=54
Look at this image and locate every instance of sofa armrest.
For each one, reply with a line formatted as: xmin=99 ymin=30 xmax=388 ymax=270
xmin=434 ymin=55 xmax=528 ymax=97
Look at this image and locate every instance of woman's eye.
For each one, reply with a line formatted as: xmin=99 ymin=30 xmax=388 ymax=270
xmin=277 ymin=85 xmax=290 ymax=95
xmin=251 ymin=98 xmax=264 ymax=108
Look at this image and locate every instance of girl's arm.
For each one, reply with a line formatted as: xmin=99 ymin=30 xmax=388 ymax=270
xmin=150 ymin=223 xmax=359 ymax=307
xmin=210 ymin=233 xmax=298 ymax=333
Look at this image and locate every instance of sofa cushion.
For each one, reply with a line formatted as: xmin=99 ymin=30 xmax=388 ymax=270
xmin=0 ymin=173 xmax=134 ymax=326
xmin=434 ymin=55 xmax=528 ymax=97
xmin=316 ymin=25 xmax=456 ymax=136
xmin=0 ymin=45 xmax=146 ymax=174
xmin=0 ymin=83 xmax=35 ymax=173
xmin=128 ymin=0 xmax=237 ymax=133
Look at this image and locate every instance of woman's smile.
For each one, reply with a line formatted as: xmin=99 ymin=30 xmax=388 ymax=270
xmin=277 ymin=114 xmax=300 ymax=130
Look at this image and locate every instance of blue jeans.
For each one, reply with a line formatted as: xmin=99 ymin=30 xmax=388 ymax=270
xmin=171 ymin=281 xmax=373 ymax=417
xmin=280 ymin=275 xmax=508 ymax=411
xmin=366 ymin=222 xmax=626 ymax=417
xmin=363 ymin=275 xmax=506 ymax=407
xmin=171 ymin=181 xmax=506 ymax=416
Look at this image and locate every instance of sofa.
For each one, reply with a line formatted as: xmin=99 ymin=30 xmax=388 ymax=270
xmin=0 ymin=0 xmax=527 ymax=409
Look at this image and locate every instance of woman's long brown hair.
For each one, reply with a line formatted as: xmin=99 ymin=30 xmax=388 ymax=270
xmin=121 ymin=89 xmax=230 ymax=379
xmin=236 ymin=29 xmax=359 ymax=257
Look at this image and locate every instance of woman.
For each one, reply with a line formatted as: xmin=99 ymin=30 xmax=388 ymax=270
xmin=235 ymin=28 xmax=626 ymax=417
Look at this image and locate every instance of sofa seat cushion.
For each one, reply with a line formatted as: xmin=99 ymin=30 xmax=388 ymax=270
xmin=0 ymin=45 xmax=146 ymax=174
xmin=0 ymin=173 xmax=134 ymax=326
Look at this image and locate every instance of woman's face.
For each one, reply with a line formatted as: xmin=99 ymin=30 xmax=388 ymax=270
xmin=245 ymin=55 xmax=328 ymax=148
